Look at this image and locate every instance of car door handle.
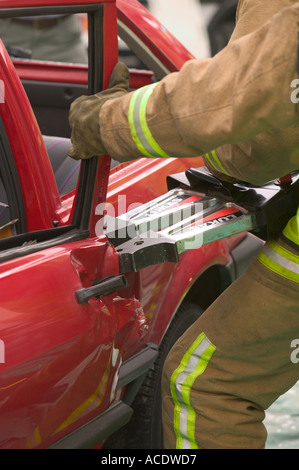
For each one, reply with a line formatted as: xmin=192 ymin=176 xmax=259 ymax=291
xmin=76 ymin=275 xmax=128 ymax=304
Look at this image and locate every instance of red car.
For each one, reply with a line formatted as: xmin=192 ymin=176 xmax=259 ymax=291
xmin=0 ymin=0 xmax=262 ymax=449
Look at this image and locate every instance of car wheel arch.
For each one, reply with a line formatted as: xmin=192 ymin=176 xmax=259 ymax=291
xmin=182 ymin=262 xmax=233 ymax=311
xmin=151 ymin=260 xmax=234 ymax=348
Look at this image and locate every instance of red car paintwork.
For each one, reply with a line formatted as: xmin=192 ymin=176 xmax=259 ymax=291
xmin=0 ymin=0 xmax=250 ymax=449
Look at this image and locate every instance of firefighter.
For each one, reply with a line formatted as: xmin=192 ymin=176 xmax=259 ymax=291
xmin=68 ymin=0 xmax=299 ymax=448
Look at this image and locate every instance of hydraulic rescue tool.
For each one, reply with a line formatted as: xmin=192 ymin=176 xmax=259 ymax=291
xmin=104 ymin=167 xmax=299 ymax=273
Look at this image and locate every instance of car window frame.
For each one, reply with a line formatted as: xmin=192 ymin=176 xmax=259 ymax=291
xmin=0 ymin=3 xmax=104 ymax=261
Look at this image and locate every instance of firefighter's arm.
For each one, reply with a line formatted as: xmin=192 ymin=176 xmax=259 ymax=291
xmin=98 ymin=4 xmax=299 ymax=176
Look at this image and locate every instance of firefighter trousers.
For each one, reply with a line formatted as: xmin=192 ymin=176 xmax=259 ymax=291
xmin=162 ymin=237 xmax=299 ymax=449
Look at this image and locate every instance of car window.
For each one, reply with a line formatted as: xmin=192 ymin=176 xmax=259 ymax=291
xmin=0 ymin=11 xmax=164 ymax=78
xmin=0 ymin=13 xmax=88 ymax=65
xmin=0 ymin=183 xmax=11 ymax=235
xmin=0 ymin=181 xmax=18 ymax=240
xmin=0 ymin=5 xmax=104 ymax=259
xmin=0 ymin=119 xmax=26 ymax=238
xmin=117 ymin=19 xmax=169 ymax=80
xmin=43 ymin=135 xmax=81 ymax=198
xmin=118 ymin=36 xmax=148 ymax=70
xmin=0 ymin=12 xmax=149 ymax=71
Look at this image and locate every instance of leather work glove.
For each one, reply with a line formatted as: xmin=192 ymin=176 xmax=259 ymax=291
xmin=68 ymin=62 xmax=129 ymax=160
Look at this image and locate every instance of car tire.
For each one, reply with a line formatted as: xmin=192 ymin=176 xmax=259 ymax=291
xmin=104 ymin=301 xmax=203 ymax=449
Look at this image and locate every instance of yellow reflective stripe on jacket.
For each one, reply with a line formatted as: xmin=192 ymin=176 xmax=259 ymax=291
xmin=205 ymin=150 xmax=231 ymax=176
xmin=128 ymin=83 xmax=172 ymax=159
xmin=282 ymin=207 xmax=299 ymax=246
xmin=170 ymin=332 xmax=216 ymax=449
xmin=258 ymin=240 xmax=299 ymax=283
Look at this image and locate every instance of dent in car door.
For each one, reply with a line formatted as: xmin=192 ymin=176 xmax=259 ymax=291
xmin=0 ymin=237 xmax=147 ymax=449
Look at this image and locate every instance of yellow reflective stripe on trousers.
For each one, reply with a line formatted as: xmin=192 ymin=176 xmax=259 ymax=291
xmin=258 ymin=240 xmax=299 ymax=283
xmin=128 ymin=83 xmax=171 ymax=158
xmin=170 ymin=332 xmax=216 ymax=449
xmin=205 ymin=150 xmax=231 ymax=176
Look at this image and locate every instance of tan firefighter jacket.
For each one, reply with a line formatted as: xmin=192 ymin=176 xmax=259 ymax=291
xmin=100 ymin=0 xmax=299 ymax=241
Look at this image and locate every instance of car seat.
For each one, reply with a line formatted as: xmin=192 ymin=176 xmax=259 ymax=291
xmin=43 ymin=135 xmax=120 ymax=195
